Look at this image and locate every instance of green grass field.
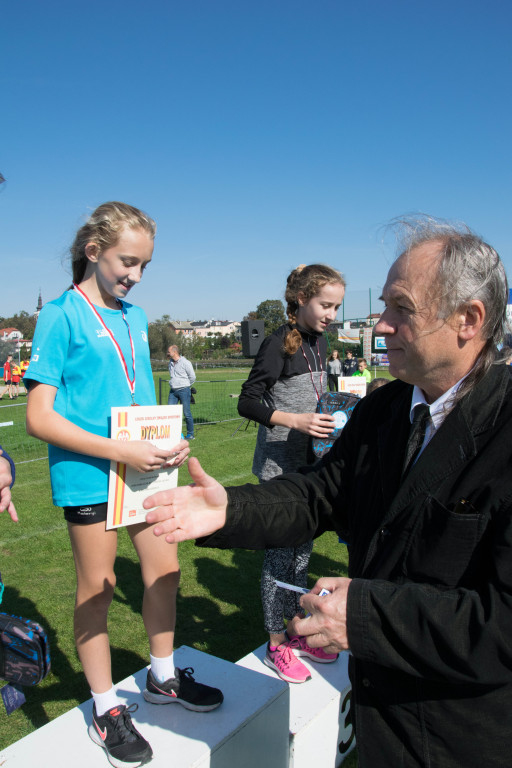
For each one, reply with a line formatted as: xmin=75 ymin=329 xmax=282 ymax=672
xmin=0 ymin=369 xmax=359 ymax=766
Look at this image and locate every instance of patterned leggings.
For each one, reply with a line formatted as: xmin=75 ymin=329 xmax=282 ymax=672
xmin=260 ymin=541 xmax=314 ymax=634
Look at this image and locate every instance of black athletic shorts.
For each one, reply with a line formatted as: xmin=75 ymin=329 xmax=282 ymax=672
xmin=63 ymin=502 xmax=108 ymax=525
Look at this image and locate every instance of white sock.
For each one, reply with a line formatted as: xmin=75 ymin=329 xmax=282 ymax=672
xmin=92 ymin=687 xmax=120 ymax=716
xmin=150 ymin=653 xmax=175 ymax=683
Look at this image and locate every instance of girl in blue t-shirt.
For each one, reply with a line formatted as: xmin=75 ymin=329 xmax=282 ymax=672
xmin=25 ymin=202 xmax=223 ymax=768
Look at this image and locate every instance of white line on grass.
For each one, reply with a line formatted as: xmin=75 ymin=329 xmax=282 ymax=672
xmin=15 ymin=458 xmax=249 ymax=481
xmin=0 ymin=522 xmax=66 ymax=546
xmin=3 ymin=466 xmax=252 ymax=547
xmin=221 ymin=472 xmax=254 ymax=484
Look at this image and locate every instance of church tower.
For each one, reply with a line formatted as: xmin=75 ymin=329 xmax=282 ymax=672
xmin=35 ymin=289 xmax=43 ymax=317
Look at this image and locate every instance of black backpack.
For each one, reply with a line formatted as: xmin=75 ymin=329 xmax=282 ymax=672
xmin=0 ymin=575 xmax=51 ymax=686
xmin=311 ymin=391 xmax=360 ymax=459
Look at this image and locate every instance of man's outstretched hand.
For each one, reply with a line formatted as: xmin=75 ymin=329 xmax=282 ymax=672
xmin=144 ymin=457 xmax=228 ymax=543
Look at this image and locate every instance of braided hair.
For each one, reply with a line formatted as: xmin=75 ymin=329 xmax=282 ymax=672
xmin=283 ymin=264 xmax=345 ymax=355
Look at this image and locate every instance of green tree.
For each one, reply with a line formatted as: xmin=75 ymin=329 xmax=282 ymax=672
xmin=0 ymin=341 xmax=18 ymax=365
xmin=250 ymin=299 xmax=286 ymax=336
xmin=148 ymin=315 xmax=178 ymax=359
xmin=0 ymin=311 xmax=37 ymax=340
xmin=181 ymin=335 xmax=206 ymax=361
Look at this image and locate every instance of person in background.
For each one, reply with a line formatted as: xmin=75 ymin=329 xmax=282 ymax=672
xmin=0 ymin=173 xmax=18 ymax=522
xmin=342 ymin=349 xmax=357 ymax=377
xmin=20 ymin=359 xmax=30 ymax=393
xmin=20 ymin=360 xmax=30 ymax=375
xmin=2 ymin=355 xmax=13 ymax=400
xmin=366 ymin=377 xmax=389 ymax=394
xmin=237 ymin=263 xmax=344 ymax=684
xmin=327 ymin=349 xmax=342 ymax=391
xmin=11 ymin=361 xmax=21 ymax=398
xmin=167 ymin=345 xmax=196 ymax=440
xmin=352 ymin=357 xmax=371 ymax=383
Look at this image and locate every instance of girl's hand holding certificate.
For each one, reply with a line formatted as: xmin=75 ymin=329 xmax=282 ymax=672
xmin=116 ymin=438 xmax=190 ymax=473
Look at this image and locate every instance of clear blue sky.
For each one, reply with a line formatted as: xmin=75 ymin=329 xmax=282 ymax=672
xmin=2 ymin=0 xmax=511 ymax=323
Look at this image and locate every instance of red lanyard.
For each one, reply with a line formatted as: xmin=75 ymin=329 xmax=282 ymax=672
xmin=300 ymin=340 xmax=323 ymax=402
xmin=73 ymin=284 xmax=137 ymax=404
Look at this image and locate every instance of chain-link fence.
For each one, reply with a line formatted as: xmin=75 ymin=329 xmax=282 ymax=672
xmin=158 ymin=378 xmax=246 ymax=425
xmin=0 ymin=377 xmax=249 ymax=466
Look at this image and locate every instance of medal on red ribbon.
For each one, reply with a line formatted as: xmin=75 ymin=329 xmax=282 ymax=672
xmin=73 ymin=283 xmax=138 ymax=405
xmin=300 ymin=339 xmax=324 ymax=402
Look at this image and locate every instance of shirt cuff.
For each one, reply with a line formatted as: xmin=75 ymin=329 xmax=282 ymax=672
xmin=0 ymin=448 xmax=15 ymax=488
xmin=346 ymin=577 xmax=369 ymax=657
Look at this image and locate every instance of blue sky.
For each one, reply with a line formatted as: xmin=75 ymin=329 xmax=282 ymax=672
xmin=2 ymin=0 xmax=511 ymax=323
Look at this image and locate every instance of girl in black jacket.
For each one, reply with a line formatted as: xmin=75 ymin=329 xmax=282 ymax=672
xmin=238 ymin=263 xmax=344 ymax=683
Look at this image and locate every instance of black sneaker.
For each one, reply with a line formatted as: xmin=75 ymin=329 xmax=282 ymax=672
xmin=143 ymin=667 xmax=223 ymax=712
xmin=88 ymin=703 xmax=152 ymax=767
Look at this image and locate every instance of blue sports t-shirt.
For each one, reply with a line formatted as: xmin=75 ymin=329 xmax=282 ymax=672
xmin=25 ymin=289 xmax=156 ymax=507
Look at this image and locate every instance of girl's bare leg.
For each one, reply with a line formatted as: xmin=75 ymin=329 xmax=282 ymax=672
xmin=68 ymin=522 xmax=118 ymax=693
xmin=129 ymin=522 xmax=180 ymax=658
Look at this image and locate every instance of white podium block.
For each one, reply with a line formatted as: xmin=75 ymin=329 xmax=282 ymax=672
xmin=237 ymin=645 xmax=355 ymax=767
xmin=0 ymin=646 xmax=290 ymax=768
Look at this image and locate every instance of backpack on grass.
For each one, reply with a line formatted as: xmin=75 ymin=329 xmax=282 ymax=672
xmin=0 ymin=575 xmax=51 ymax=686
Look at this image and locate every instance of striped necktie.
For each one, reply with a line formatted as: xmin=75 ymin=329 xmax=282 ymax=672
xmin=401 ymin=404 xmax=430 ymax=479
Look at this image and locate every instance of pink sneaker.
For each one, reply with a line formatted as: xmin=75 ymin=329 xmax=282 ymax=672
xmin=287 ymin=634 xmax=339 ymax=663
xmin=264 ymin=641 xmax=312 ymax=683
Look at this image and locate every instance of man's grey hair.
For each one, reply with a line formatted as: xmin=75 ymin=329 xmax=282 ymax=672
xmin=391 ymin=214 xmax=509 ymax=398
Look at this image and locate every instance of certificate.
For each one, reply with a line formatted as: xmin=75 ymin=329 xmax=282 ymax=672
xmin=338 ymin=376 xmax=367 ymax=398
xmin=107 ymin=404 xmax=183 ymax=529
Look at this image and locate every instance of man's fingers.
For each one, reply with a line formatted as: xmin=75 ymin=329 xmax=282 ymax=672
xmin=187 ymin=456 xmax=211 ymax=485
xmin=7 ymin=502 xmax=18 ymax=523
xmin=144 ymin=490 xmax=174 ymax=509
xmin=152 ymin=511 xmax=195 ymax=541
xmin=146 ymin=506 xmax=173 ymax=524
xmin=153 ymin=519 xmax=177 ymax=536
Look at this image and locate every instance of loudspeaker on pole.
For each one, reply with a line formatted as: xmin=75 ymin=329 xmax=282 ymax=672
xmin=241 ymin=320 xmax=265 ymax=357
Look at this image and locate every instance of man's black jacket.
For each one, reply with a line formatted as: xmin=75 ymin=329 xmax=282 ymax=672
xmin=199 ymin=363 xmax=512 ymax=768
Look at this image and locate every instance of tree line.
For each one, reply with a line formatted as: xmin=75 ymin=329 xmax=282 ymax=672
xmin=1 ymin=300 xmax=359 ymax=364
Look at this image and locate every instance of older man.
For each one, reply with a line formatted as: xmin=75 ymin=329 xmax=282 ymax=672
xmin=145 ymin=217 xmax=512 ymax=768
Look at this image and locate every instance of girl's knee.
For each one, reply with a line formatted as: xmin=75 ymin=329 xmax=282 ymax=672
xmin=162 ymin=567 xmax=181 ymax=594
xmin=76 ymin=573 xmax=116 ymax=610
xmin=143 ymin=567 xmax=181 ymax=596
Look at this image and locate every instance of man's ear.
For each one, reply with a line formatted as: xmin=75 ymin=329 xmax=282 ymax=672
xmin=85 ymin=242 xmax=100 ymax=262
xmin=457 ymin=300 xmax=486 ymax=341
